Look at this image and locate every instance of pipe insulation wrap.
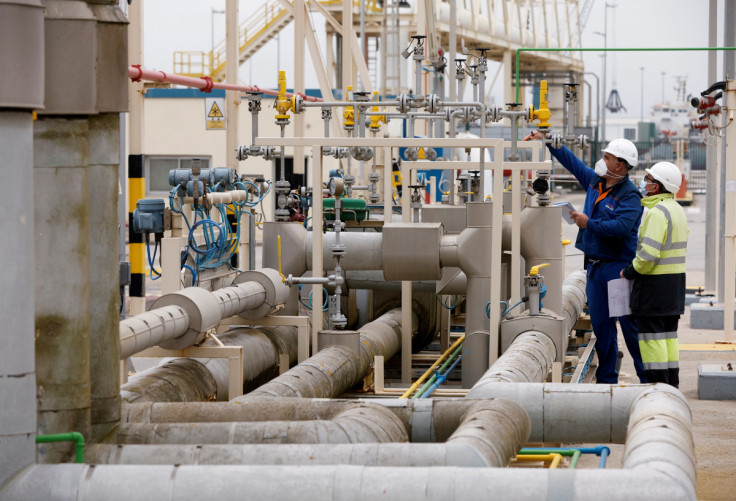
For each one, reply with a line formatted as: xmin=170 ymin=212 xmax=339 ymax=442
xmin=120 ymin=358 xmax=217 ymax=404
xmin=236 ymin=309 xmax=414 ymax=400
xmin=475 ymin=331 xmax=557 ymax=383
xmin=475 ymin=270 xmax=587 ymax=384
xmin=306 ymin=231 xmax=384 ymax=271
xmin=211 ymin=282 xmax=267 ymax=320
xmin=1 ymin=464 xmax=695 ymax=501
xmin=232 ymin=268 xmax=289 ymax=319
xmin=119 ymin=305 xmax=190 ymax=359
xmin=149 ymin=287 xmax=221 ymax=350
xmin=120 ymin=326 xmax=298 ymax=403
xmin=116 ymin=403 xmax=408 ymax=445
xmin=90 ymin=399 xmax=529 ymax=468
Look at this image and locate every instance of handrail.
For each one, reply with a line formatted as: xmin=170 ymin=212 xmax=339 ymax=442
xmin=173 ymin=0 xmax=383 ymax=80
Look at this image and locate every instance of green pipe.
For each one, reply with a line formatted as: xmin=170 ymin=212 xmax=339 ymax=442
xmin=570 ymin=449 xmax=582 ymax=469
xmin=413 ymin=344 xmax=462 ymax=399
xmin=515 ymin=47 xmax=736 ymax=104
xmin=36 ymin=432 xmax=85 ymax=463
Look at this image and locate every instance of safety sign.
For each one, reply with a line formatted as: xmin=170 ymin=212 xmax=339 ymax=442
xmin=205 ymin=97 xmax=226 ymax=130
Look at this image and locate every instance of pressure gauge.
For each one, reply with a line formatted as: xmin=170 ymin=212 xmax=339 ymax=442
xmin=327 ymin=177 xmax=344 ymax=197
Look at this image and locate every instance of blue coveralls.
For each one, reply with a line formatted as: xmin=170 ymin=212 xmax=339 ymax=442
xmin=547 ymin=145 xmax=647 ymax=383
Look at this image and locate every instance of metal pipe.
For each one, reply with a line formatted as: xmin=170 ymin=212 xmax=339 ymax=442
xmin=88 ymin=399 xmax=529 ymax=468
xmin=121 ymin=325 xmax=298 ymax=403
xmin=236 ymin=308 xmax=413 ymax=399
xmin=116 ymin=403 xmax=408 ymax=445
xmin=128 ymin=65 xmax=323 ymax=102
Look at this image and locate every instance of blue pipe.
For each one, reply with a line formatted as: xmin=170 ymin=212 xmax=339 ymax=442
xmin=420 ymin=354 xmax=462 ymax=398
xmin=521 ymin=446 xmax=611 ymax=468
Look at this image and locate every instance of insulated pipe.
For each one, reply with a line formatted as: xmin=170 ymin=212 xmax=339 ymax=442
xmin=474 ymin=331 xmax=557 ymax=384
xmin=128 ymin=66 xmax=323 ymax=102
xmin=119 ymin=269 xmax=286 ymax=358
xmin=476 ymin=270 xmax=587 ymax=384
xmin=306 ymin=231 xmax=384 ymax=271
xmin=121 ymin=359 xmax=218 ymax=404
xmin=116 ymin=403 xmax=408 ymax=445
xmin=518 ymin=206 xmax=564 ymax=315
xmin=119 ymin=305 xmax=190 ymax=359
xmin=236 ymin=309 xmax=412 ymax=400
xmin=88 ymin=399 xmax=529 ymax=468
xmin=440 ymin=203 xmax=493 ymax=388
xmin=2 ymin=463 xmax=695 ymax=501
xmin=120 ymin=326 xmax=298 ymax=403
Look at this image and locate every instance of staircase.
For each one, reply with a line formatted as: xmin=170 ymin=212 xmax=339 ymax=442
xmin=173 ymin=0 xmax=293 ymax=81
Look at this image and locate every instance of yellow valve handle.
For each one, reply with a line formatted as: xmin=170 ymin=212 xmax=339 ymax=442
xmin=275 ymin=71 xmax=291 ymax=120
xmin=529 ymin=263 xmax=551 ymax=276
xmin=530 ymin=80 xmax=552 ymax=128
xmin=277 ymin=235 xmax=286 ymax=283
xmin=562 ymin=239 xmax=572 ymax=246
xmin=369 ymin=105 xmax=385 ymax=130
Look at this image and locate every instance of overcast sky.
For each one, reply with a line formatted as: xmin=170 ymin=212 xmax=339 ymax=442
xmin=140 ymin=0 xmax=730 ymax=119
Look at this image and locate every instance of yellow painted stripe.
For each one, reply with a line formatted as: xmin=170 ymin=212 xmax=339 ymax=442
xmin=129 ymin=243 xmax=146 ymax=274
xmin=679 ymin=343 xmax=736 ymax=352
xmin=128 ymin=178 xmax=145 ymax=209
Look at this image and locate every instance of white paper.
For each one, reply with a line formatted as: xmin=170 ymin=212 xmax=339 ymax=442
xmin=608 ymin=278 xmax=633 ymax=317
xmin=552 ymin=201 xmax=577 ymax=225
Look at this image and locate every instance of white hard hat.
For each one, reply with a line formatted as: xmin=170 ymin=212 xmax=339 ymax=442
xmin=602 ymin=138 xmax=639 ymax=168
xmin=646 ymin=161 xmax=682 ymax=194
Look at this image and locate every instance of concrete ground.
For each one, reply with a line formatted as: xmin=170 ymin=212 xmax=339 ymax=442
xmin=558 ymin=191 xmax=736 ymax=501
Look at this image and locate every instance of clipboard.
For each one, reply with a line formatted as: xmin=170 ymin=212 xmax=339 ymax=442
xmin=552 ymin=201 xmax=577 ymax=225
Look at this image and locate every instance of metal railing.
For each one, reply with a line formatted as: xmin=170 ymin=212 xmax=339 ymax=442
xmin=172 ymin=0 xmax=382 ymax=81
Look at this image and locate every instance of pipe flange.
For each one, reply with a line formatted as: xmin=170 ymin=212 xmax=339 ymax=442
xmin=152 ymin=288 xmax=221 ymax=349
xmin=233 ymin=268 xmax=289 ymax=320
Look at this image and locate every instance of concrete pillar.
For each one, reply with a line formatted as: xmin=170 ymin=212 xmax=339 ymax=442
xmin=34 ymin=117 xmax=92 ymax=462
xmin=0 ymin=0 xmax=44 ymax=486
xmin=0 ymin=113 xmax=38 ymax=485
xmin=88 ymin=114 xmax=121 ymax=442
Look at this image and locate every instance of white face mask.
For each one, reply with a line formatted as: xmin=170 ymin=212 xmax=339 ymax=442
xmin=595 ymin=158 xmax=625 ymax=179
xmin=639 ymin=178 xmax=648 ymax=196
xmin=594 ymin=159 xmax=607 ymax=177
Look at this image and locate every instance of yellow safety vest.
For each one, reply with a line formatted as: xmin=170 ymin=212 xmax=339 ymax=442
xmin=632 ymin=194 xmax=688 ymax=275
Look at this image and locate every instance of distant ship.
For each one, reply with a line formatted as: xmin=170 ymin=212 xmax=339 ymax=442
xmin=649 ymin=76 xmax=698 ymax=137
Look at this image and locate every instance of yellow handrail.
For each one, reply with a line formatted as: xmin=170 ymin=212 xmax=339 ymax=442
xmin=173 ymin=0 xmax=384 ymax=80
xmin=400 ymin=335 xmax=465 ymax=399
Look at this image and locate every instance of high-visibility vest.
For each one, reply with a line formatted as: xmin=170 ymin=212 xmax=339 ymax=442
xmin=632 ymin=194 xmax=689 ymax=275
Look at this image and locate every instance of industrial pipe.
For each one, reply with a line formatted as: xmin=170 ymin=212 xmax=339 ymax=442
xmin=236 ymin=308 xmax=413 ymax=400
xmin=128 ymin=66 xmax=323 ymax=102
xmin=116 ymin=403 xmax=408 ymax=445
xmin=121 ymin=325 xmax=298 ymax=403
xmin=119 ymin=269 xmax=287 ymax=359
xmin=476 ymin=270 xmax=587 ymax=384
xmin=88 ymin=400 xmax=529 ymax=468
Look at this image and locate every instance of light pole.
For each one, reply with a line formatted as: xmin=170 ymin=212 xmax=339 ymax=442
xmin=640 ymin=67 xmax=644 ymax=122
xmin=593 ymin=2 xmax=615 ymax=144
xmin=211 ymin=7 xmax=225 ymax=74
xmin=660 ymin=71 xmax=666 ymax=104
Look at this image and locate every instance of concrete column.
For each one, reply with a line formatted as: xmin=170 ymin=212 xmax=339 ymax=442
xmin=88 ymin=114 xmax=122 ymax=442
xmin=0 ymin=0 xmax=44 ymax=486
xmin=34 ymin=118 xmax=92 ymax=462
xmin=0 ymin=113 xmax=38 ymax=486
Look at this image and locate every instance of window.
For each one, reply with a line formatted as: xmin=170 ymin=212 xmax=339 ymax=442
xmin=146 ymin=156 xmax=211 ymax=194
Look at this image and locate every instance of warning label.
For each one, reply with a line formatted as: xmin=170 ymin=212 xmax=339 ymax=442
xmin=205 ymin=98 xmax=226 ymax=130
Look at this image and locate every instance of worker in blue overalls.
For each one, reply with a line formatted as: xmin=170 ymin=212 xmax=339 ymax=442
xmin=525 ymin=132 xmax=647 ymax=384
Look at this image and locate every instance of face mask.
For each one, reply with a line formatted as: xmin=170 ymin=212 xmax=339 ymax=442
xmin=639 ymin=178 xmax=648 ymax=196
xmin=594 ymin=159 xmax=607 ymax=177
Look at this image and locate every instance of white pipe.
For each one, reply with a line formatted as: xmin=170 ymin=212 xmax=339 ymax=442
xmin=88 ymin=400 xmax=529 ymax=468
xmin=118 ymin=269 xmax=285 ymax=358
